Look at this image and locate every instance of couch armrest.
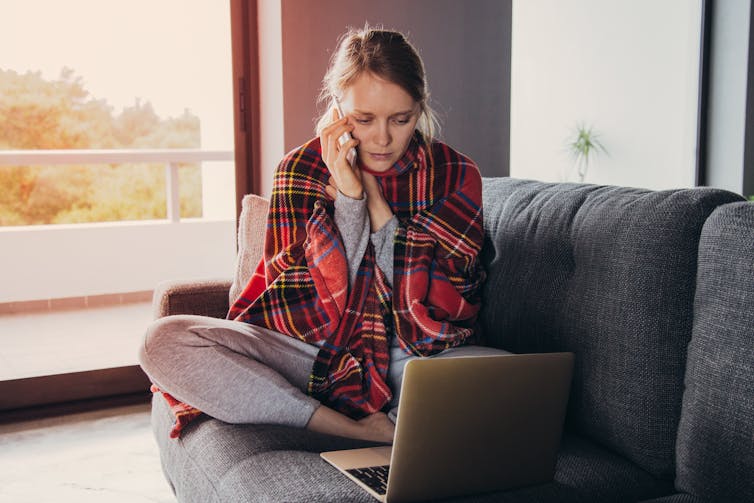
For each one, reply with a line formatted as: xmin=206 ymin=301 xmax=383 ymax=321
xmin=152 ymin=278 xmax=232 ymax=320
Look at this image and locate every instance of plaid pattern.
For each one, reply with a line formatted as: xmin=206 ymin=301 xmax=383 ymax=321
xmin=150 ymin=385 xmax=203 ymax=438
xmin=228 ymin=131 xmax=485 ymax=418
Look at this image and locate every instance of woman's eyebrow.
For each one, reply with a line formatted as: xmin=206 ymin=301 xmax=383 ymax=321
xmin=352 ymin=109 xmax=415 ymax=117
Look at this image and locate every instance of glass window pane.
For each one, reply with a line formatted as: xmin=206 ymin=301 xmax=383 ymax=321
xmin=0 ymin=0 xmax=236 ymax=380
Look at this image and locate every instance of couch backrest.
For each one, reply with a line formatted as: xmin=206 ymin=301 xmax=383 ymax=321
xmin=674 ymin=202 xmax=754 ymax=501
xmin=478 ymin=177 xmax=743 ymax=478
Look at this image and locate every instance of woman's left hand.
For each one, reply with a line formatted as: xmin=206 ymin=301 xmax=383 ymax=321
xmin=362 ymin=171 xmax=394 ymax=232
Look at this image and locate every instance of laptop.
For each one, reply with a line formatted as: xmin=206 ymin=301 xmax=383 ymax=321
xmin=321 ymin=352 xmax=574 ymax=502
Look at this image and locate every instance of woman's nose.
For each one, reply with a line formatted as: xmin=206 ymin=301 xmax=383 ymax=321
xmin=375 ymin=124 xmax=391 ymax=147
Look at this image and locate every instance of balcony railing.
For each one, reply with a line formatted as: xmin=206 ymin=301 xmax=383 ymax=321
xmin=0 ymin=149 xmax=234 ymax=223
xmin=0 ymin=148 xmax=238 ymax=302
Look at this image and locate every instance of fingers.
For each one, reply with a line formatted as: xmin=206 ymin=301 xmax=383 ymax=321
xmin=328 ymin=176 xmax=338 ymax=193
xmin=320 ymin=106 xmax=363 ymax=199
xmin=325 ymin=183 xmax=338 ymax=200
xmin=341 ymin=137 xmax=359 ymax=156
xmin=324 ymin=176 xmax=341 ymax=201
xmin=321 ymin=108 xmax=351 ymax=139
xmin=330 ymin=136 xmax=360 ymax=176
xmin=333 ymin=123 xmax=356 ymax=151
xmin=325 ymin=176 xmax=339 ymax=201
xmin=320 ymin=113 xmax=355 ymax=168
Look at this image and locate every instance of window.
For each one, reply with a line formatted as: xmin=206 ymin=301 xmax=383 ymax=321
xmin=0 ymin=1 xmax=236 ymax=401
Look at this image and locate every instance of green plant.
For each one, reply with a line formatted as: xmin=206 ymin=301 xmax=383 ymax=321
xmin=567 ymin=123 xmax=607 ymax=183
xmin=748 ymin=195 xmax=754 ymax=202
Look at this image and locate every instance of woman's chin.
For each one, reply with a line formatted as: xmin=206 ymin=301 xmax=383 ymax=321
xmin=360 ymin=158 xmax=394 ymax=173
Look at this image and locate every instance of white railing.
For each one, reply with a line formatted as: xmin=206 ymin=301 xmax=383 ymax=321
xmin=0 ymin=149 xmax=238 ymax=302
xmin=0 ymin=149 xmax=234 ymax=223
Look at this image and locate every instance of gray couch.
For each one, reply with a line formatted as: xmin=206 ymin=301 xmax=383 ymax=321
xmin=148 ymin=177 xmax=753 ymax=502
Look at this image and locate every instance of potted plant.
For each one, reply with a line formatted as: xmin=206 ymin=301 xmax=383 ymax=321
xmin=567 ymin=123 xmax=607 ymax=183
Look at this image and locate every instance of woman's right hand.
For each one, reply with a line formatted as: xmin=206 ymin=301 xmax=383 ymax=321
xmin=320 ymin=107 xmax=363 ymax=200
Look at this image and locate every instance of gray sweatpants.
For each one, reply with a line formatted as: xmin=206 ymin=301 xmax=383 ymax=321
xmin=138 ymin=315 xmax=506 ymax=428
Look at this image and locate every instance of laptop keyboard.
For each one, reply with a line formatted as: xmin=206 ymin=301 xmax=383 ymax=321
xmin=347 ymin=465 xmax=390 ymax=495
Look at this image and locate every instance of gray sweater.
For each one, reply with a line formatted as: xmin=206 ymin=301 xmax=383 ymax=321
xmin=334 ymin=191 xmax=398 ymax=288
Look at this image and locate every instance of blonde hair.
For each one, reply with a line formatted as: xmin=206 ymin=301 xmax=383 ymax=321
xmin=315 ymin=25 xmax=439 ymax=140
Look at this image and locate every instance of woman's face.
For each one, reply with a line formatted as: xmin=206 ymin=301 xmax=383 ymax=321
xmin=340 ymin=72 xmax=420 ymax=173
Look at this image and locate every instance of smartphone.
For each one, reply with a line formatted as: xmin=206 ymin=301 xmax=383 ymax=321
xmin=334 ymin=98 xmax=357 ymax=167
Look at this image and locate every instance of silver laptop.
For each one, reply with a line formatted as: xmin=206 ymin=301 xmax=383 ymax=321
xmin=321 ymin=352 xmax=574 ymax=502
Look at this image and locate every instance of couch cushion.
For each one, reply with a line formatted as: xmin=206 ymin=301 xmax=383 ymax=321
xmin=429 ymin=433 xmax=673 ymax=502
xmin=228 ymin=194 xmax=270 ymax=307
xmin=674 ymin=202 xmax=754 ymax=501
xmin=152 ymin=395 xmax=671 ymax=502
xmin=151 ymin=394 xmax=377 ymax=503
xmin=638 ymin=495 xmax=701 ymax=503
xmin=478 ymin=178 xmax=743 ymax=478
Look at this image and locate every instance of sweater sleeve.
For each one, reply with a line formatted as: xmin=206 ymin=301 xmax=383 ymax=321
xmin=333 ymin=191 xmax=370 ymax=288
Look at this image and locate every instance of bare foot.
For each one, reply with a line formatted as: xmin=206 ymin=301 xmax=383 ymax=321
xmin=357 ymin=412 xmax=395 ymax=444
xmin=306 ymin=406 xmax=395 ymax=443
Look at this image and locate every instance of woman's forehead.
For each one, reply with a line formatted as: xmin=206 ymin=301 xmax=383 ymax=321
xmin=341 ymin=73 xmax=417 ymax=114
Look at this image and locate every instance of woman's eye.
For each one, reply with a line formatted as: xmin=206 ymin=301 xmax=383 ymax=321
xmin=353 ymin=117 xmax=410 ymax=125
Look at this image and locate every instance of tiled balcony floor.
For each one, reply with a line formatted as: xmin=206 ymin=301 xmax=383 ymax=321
xmin=0 ymin=302 xmax=153 ymax=380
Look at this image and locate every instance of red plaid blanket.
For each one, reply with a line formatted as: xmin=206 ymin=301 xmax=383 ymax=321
xmin=230 ymin=132 xmax=485 ymax=416
xmin=156 ymin=132 xmax=485 ymax=436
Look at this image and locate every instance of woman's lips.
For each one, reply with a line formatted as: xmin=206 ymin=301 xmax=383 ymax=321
xmin=369 ymin=152 xmax=392 ymax=161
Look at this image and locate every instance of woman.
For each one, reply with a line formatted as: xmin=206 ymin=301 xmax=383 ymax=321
xmin=139 ymin=26 xmax=502 ymax=444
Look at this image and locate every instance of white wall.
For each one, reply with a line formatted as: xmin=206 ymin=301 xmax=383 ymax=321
xmin=511 ymin=0 xmax=702 ymax=189
xmin=0 ymin=221 xmax=237 ymax=303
